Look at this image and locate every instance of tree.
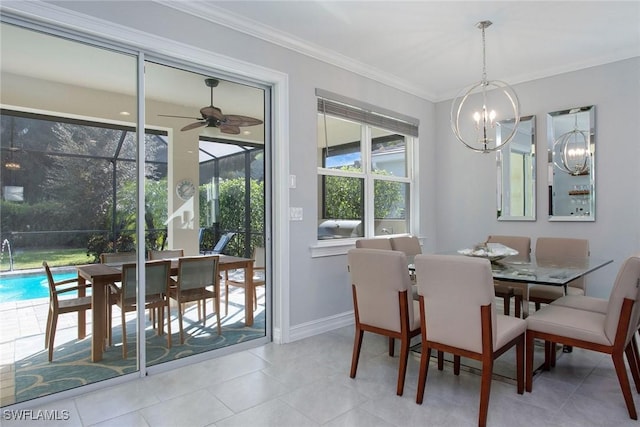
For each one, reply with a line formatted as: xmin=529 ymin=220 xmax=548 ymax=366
xmin=324 ymin=166 xmax=403 ymax=220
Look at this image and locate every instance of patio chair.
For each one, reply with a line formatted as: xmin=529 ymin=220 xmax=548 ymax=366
xmin=43 ymin=261 xmax=92 ymax=362
xmin=201 ymin=231 xmax=235 ymax=255
xmin=169 ymin=255 xmax=221 ymax=344
xmin=224 ymin=246 xmax=265 ymax=315
xmin=148 ymin=249 xmax=184 ymax=260
xmin=116 ymin=260 xmax=172 ymax=358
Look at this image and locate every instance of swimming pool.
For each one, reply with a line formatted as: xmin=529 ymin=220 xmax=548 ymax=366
xmin=0 ymin=270 xmax=82 ymax=303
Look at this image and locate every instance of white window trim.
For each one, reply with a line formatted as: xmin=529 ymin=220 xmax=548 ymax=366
xmin=314 ymin=106 xmax=419 ymax=257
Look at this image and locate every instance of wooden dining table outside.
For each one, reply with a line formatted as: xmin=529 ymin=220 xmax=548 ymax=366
xmin=76 ymin=254 xmax=255 ymax=362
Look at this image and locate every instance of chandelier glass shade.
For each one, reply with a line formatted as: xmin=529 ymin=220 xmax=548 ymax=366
xmin=450 ymin=21 xmax=520 ymax=153
xmin=553 ymin=118 xmax=591 ymax=176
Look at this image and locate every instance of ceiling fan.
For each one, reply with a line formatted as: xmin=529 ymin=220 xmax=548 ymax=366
xmin=159 ymin=78 xmax=263 ymax=134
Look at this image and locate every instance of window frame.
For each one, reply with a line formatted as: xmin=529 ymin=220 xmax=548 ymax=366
xmin=314 ymin=95 xmax=418 ymax=257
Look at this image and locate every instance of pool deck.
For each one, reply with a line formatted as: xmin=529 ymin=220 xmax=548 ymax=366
xmin=0 ymin=282 xmax=264 ymax=407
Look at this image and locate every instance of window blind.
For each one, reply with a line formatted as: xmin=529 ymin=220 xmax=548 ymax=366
xmin=316 ymin=89 xmax=419 ymax=137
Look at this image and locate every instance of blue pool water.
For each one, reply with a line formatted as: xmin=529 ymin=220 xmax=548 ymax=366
xmin=0 ymin=271 xmax=82 ymax=303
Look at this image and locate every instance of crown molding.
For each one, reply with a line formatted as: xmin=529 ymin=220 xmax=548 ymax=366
xmin=158 ymin=1 xmax=436 ymax=102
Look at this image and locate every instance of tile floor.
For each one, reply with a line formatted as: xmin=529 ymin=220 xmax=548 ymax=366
xmin=2 ymin=319 xmax=640 ymax=427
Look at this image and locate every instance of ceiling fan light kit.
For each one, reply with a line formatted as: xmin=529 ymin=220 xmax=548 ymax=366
xmin=160 ymin=78 xmax=263 ymax=134
xmin=450 ymin=20 xmax=520 ymax=153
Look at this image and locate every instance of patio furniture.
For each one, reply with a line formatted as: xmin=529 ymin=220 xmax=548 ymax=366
xmin=43 ymin=261 xmax=92 ymax=362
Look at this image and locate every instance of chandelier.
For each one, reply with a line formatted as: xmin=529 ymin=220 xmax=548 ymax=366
xmin=553 ymin=113 xmax=590 ymax=175
xmin=450 ymin=21 xmax=520 ymax=153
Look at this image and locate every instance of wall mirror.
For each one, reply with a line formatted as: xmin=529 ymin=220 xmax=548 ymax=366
xmin=496 ymin=115 xmax=536 ymax=221
xmin=547 ymin=105 xmax=595 ymax=221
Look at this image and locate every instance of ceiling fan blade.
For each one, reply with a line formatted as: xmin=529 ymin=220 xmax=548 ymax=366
xmin=158 ymin=114 xmax=202 ymax=120
xmin=223 ymin=115 xmax=263 ymax=127
xmin=219 ymin=124 xmax=241 ymax=135
xmin=181 ymin=121 xmax=207 ymax=131
xmin=200 ymin=106 xmax=225 ymax=121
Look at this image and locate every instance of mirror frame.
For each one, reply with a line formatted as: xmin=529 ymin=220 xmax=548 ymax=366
xmin=496 ymin=115 xmax=536 ymax=221
xmin=547 ymin=105 xmax=595 ymax=222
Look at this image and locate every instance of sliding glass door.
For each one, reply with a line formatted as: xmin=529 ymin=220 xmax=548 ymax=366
xmin=0 ymin=19 xmax=269 ymax=406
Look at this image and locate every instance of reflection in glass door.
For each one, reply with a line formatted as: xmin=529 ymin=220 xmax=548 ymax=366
xmin=0 ymin=22 xmax=139 ymax=405
xmin=144 ymin=62 xmax=268 ymax=367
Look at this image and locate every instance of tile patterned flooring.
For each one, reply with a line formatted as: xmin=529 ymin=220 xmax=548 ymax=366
xmin=3 ymin=314 xmax=640 ymax=426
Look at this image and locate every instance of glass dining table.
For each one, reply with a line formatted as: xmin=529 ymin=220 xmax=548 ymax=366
xmin=409 ymin=253 xmax=613 ymax=292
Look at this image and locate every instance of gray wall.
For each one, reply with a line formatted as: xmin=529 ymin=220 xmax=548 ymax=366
xmin=434 ymin=57 xmax=640 ymax=298
xmin=8 ymin=1 xmax=638 ymax=333
xmin=18 ymin=1 xmax=436 ymax=335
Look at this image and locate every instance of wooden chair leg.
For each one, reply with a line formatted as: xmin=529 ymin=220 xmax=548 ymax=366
xmin=178 ymin=302 xmax=185 ymax=345
xmin=502 ymin=295 xmax=511 ymax=316
xmin=632 ymin=334 xmax=640 ymax=392
xmin=514 ymin=294 xmax=522 ymax=318
xmin=388 ymin=337 xmax=395 ymax=357
xmin=612 ymin=351 xmax=638 ymax=420
xmin=224 ymin=283 xmax=229 ymax=316
xmin=165 ymin=302 xmax=172 ymax=349
xmin=121 ymin=305 xmax=127 ymax=359
xmin=479 ymin=356 xmax=493 ymax=427
xmin=516 ymin=336 xmax=524 ymax=394
xmin=416 ymin=346 xmax=431 ymax=404
xmin=525 ymin=332 xmax=535 ymax=392
xmin=550 ymin=342 xmax=557 ymax=367
xmin=437 ymin=350 xmax=444 ymax=370
xmin=453 ymin=355 xmax=461 ymax=375
xmin=396 ymin=336 xmax=410 ymax=396
xmin=350 ymin=328 xmax=364 ymax=378
xmin=44 ymin=309 xmax=52 ymax=349
xmin=624 ymin=342 xmax=640 ymax=393
xmin=47 ymin=313 xmax=58 ymax=362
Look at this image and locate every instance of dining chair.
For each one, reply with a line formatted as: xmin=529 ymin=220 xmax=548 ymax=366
xmin=414 ymin=254 xmax=526 ymax=427
xmin=224 ymin=246 xmax=265 ymax=315
xmin=347 ymin=248 xmax=421 ymax=396
xmin=169 ymin=255 xmax=221 ymax=344
xmin=525 ymin=253 xmax=640 ymax=420
xmin=116 ymin=260 xmax=172 ymax=358
xmin=486 ymin=235 xmax=531 ymax=318
xmin=389 ymin=235 xmax=422 ymax=256
xmin=43 ymin=261 xmax=92 ymax=362
xmin=354 ymin=237 xmax=393 ymax=250
xmin=390 ymin=235 xmax=421 ymax=298
xmin=148 ymin=249 xmax=184 ymax=260
xmin=99 ymin=251 xmax=137 ymax=264
xmin=100 ymin=251 xmax=138 ymax=345
xmin=529 ymin=237 xmax=590 ymax=310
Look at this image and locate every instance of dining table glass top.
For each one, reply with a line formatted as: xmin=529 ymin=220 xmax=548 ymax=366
xmin=409 ymin=254 xmax=613 ymax=286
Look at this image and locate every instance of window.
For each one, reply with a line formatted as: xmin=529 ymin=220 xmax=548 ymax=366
xmin=316 ymin=94 xmax=418 ymax=241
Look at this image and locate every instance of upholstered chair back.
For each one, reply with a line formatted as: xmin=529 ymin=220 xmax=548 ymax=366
xmin=355 ymin=238 xmax=393 ymax=250
xmin=536 ymin=237 xmax=589 ymax=290
xmin=415 ymin=254 xmax=496 ymax=353
xmin=347 ymin=248 xmax=415 ymax=332
xmin=603 ymin=253 xmax=640 ymax=344
xmin=487 ymin=235 xmax=531 ymax=261
xmin=390 ymin=236 xmax=422 ymax=257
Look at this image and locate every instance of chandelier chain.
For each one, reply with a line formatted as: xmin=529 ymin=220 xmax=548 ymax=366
xmin=481 ymin=25 xmax=487 ymax=84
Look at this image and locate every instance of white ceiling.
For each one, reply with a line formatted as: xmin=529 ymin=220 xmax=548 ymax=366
xmin=184 ymin=0 xmax=640 ymax=102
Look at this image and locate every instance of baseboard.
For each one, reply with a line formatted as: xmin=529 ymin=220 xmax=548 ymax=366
xmin=288 ymin=310 xmax=354 ymax=342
